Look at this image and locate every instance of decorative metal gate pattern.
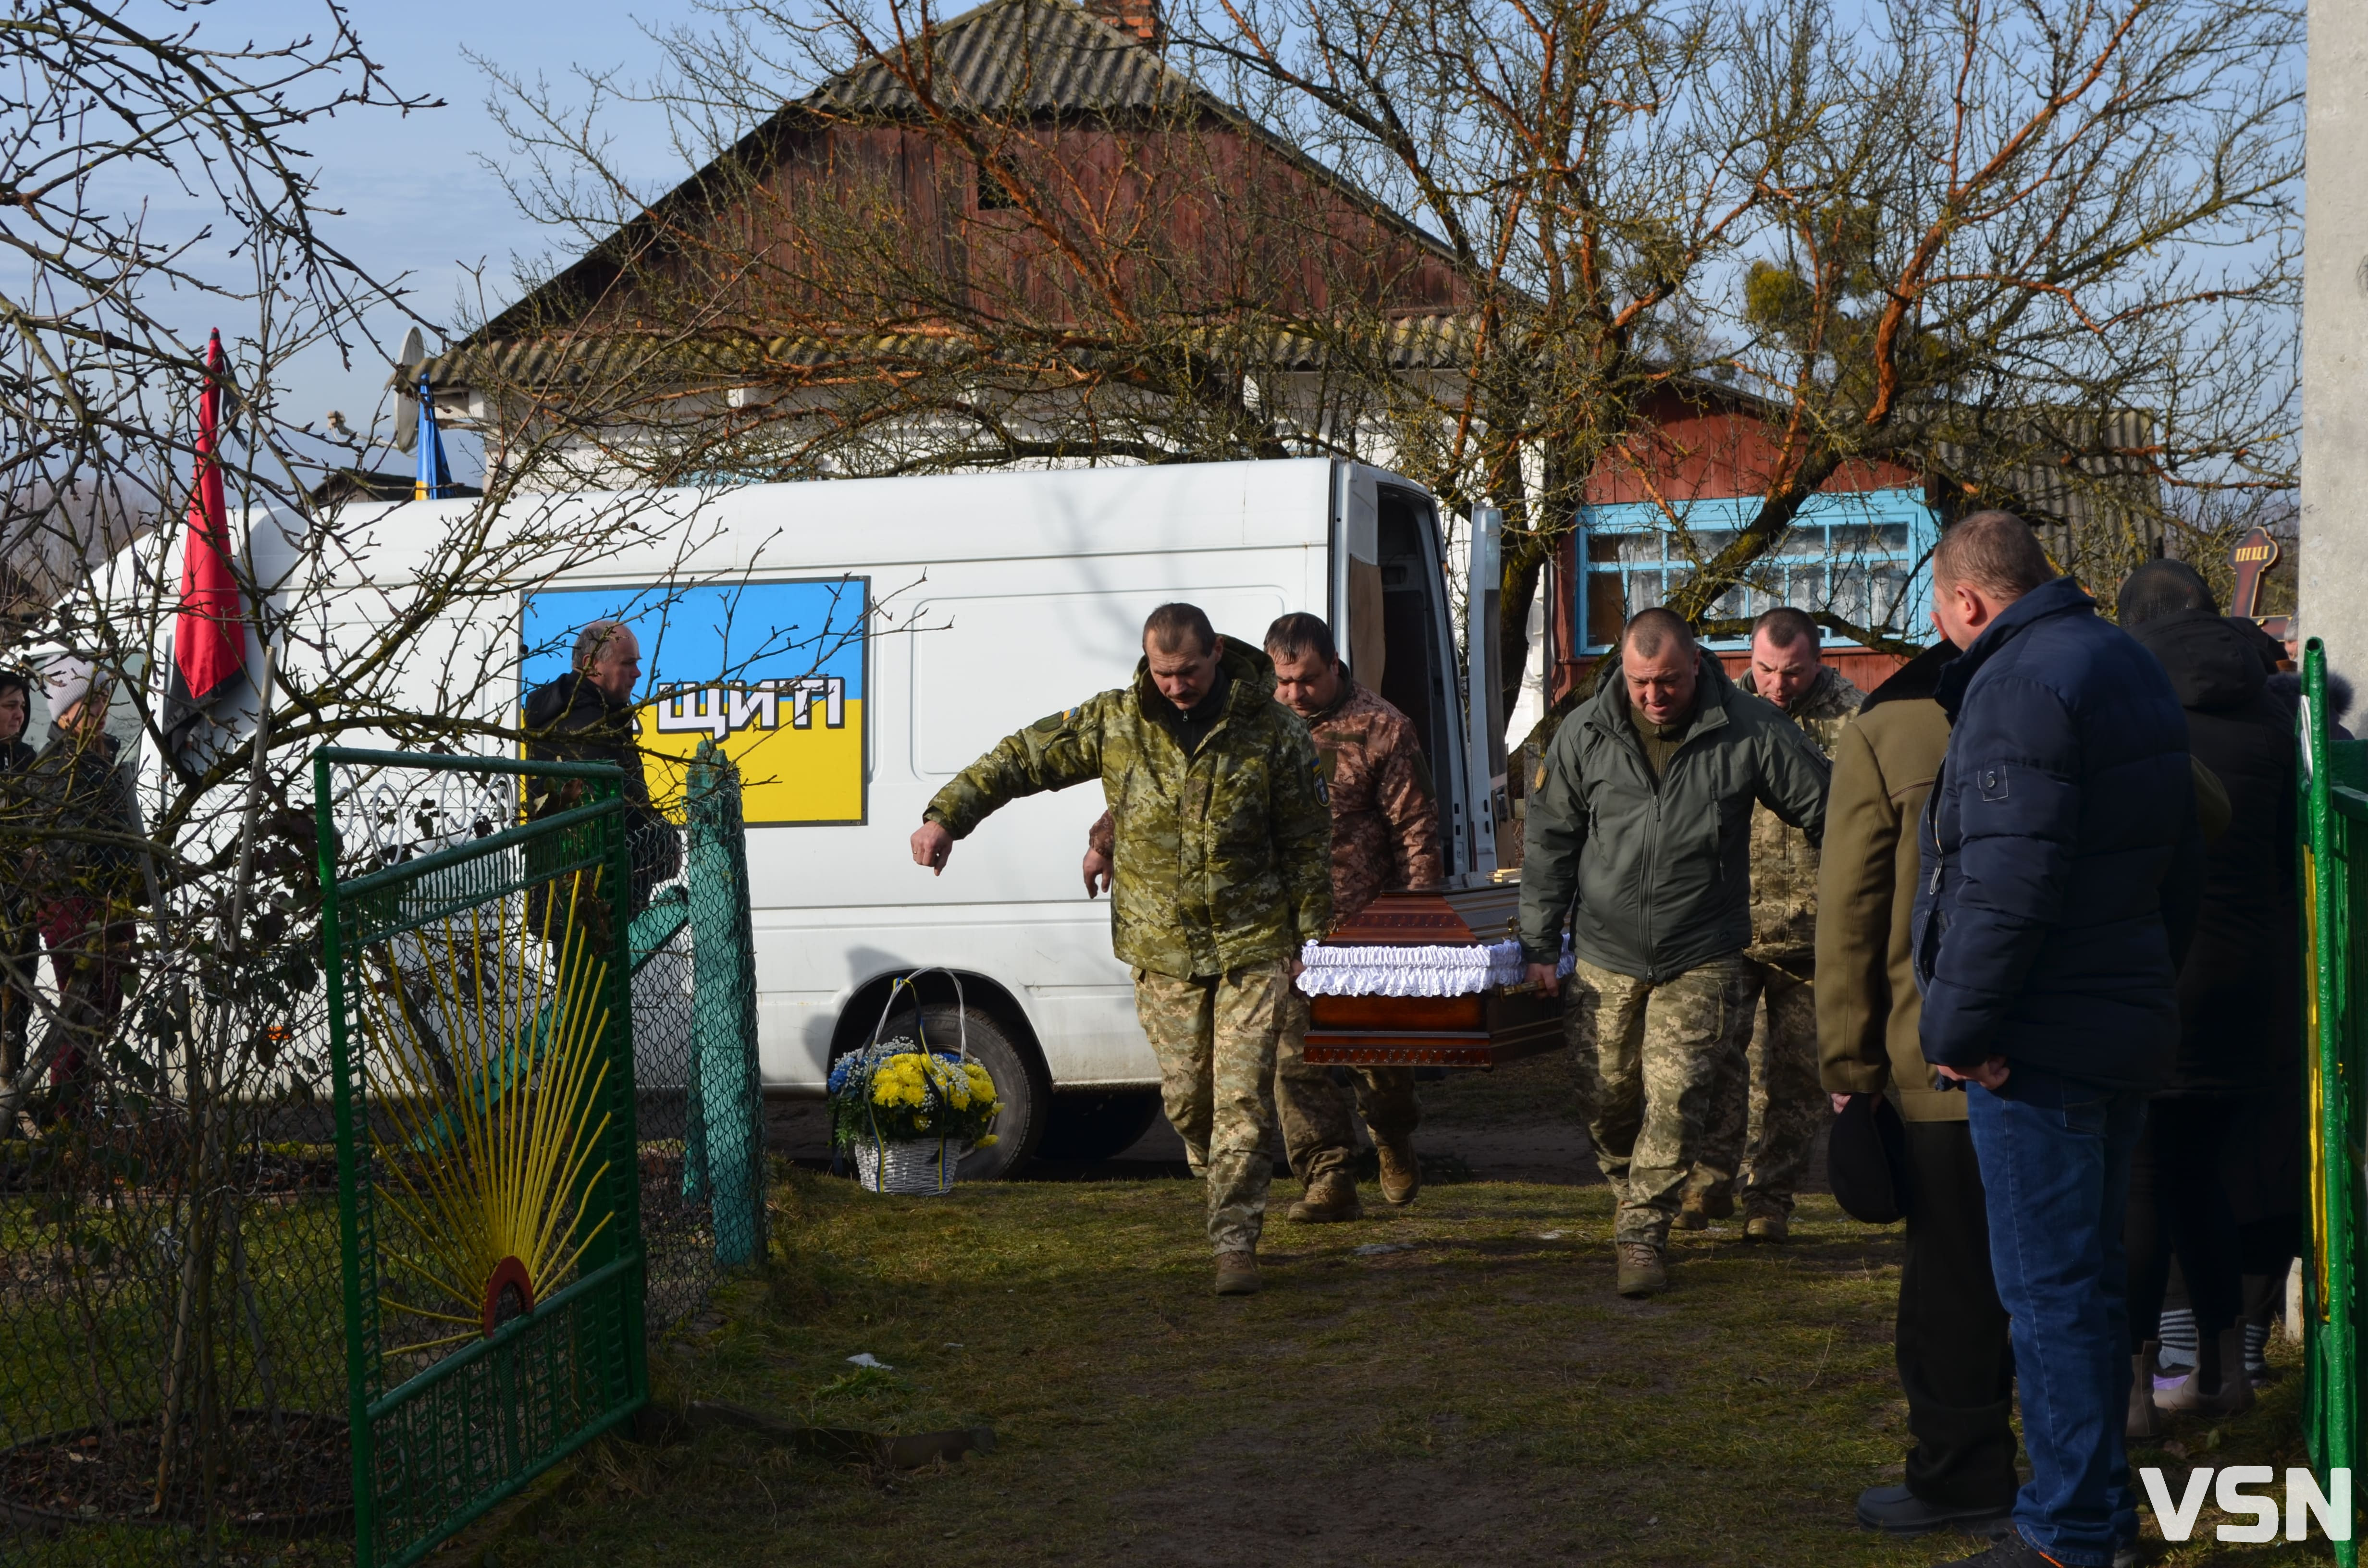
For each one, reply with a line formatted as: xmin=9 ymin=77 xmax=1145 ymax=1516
xmin=317 ymin=749 xmax=648 ymax=1567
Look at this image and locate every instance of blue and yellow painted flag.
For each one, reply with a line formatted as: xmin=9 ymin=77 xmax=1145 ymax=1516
xmin=522 ymin=577 xmax=870 ymax=826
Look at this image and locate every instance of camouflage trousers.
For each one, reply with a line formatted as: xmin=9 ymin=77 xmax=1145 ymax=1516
xmin=1273 ymin=991 xmax=1422 ymax=1183
xmin=1131 ymin=963 xmax=1288 ymax=1254
xmin=1688 ymin=958 xmax=1830 ymax=1218
xmin=1564 ymin=955 xmax=1758 ymax=1246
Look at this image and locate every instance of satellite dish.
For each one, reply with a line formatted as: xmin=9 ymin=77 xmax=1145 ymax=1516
xmin=391 ymin=326 xmax=425 ymax=454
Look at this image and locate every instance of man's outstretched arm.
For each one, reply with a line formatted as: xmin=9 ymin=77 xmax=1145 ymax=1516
xmin=910 ymin=700 xmax=1104 ymax=875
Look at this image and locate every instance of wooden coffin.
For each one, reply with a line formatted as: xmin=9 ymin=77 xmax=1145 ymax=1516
xmin=1300 ymin=882 xmax=1564 ymax=1070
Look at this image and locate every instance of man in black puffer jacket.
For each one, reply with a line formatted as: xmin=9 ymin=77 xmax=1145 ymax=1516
xmin=523 ymin=620 xmax=679 ymax=914
xmin=1913 ymin=514 xmax=2199 ymax=1568
xmin=2115 ymin=561 xmax=2298 ymax=1432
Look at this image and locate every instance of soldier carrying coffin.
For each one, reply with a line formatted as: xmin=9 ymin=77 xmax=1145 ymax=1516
xmin=1085 ymin=612 xmax=1442 ymax=1221
xmin=1683 ymin=607 xmax=1865 ymax=1242
xmin=1519 ymin=608 xmax=1831 ymax=1299
xmin=911 ymin=602 xmax=1333 ymax=1298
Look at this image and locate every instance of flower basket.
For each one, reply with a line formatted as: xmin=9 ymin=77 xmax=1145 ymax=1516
xmin=853 ymin=1139 xmax=963 ymax=1196
xmin=829 ymin=976 xmax=1004 ymax=1194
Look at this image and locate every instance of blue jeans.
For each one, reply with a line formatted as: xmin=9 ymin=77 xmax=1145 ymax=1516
xmin=1967 ymin=1067 xmax=2147 ymax=1566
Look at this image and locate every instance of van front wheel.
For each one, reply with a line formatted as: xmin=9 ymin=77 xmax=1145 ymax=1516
xmin=894 ymin=1004 xmax=1047 ymax=1182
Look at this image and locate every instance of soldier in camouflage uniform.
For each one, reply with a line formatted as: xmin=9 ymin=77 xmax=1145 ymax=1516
xmin=1518 ymin=609 xmax=1829 ymax=1298
xmin=912 ymin=603 xmax=1332 ymax=1298
xmin=1682 ymin=608 xmax=1863 ymax=1243
xmin=1085 ymin=612 xmax=1441 ymax=1219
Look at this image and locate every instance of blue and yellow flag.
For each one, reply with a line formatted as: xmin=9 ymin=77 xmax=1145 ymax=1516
xmin=522 ymin=577 xmax=871 ymax=826
xmin=415 ymin=373 xmax=454 ymax=500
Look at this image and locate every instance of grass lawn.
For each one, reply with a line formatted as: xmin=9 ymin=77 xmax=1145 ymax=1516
xmin=446 ymin=1059 xmax=2335 ymax=1568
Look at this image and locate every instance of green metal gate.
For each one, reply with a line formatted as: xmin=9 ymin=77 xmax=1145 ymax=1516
xmin=316 ymin=749 xmax=649 ymax=1567
xmin=2301 ymin=640 xmax=2360 ymax=1567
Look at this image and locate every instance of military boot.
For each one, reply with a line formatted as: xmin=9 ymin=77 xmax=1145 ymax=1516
xmin=1213 ymin=1250 xmax=1261 ymax=1296
xmin=1374 ymin=1134 xmax=1420 ymax=1206
xmin=1675 ymin=1187 xmax=1734 ymax=1231
xmin=1743 ymin=1206 xmax=1790 ymax=1244
xmin=1615 ymin=1241 xmax=1667 ymax=1298
xmin=1287 ymin=1168 xmax=1363 ymax=1223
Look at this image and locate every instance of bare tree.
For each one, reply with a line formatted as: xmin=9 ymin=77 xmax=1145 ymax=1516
xmin=462 ymin=0 xmax=1475 ymax=488
xmin=0 ymin=5 xmax=803 ymax=1550
xmin=1182 ymin=0 xmax=2300 ymax=710
xmin=460 ymin=0 xmax=2296 ymax=720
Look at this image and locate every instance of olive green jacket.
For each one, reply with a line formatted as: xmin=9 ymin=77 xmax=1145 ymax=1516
xmin=924 ymin=640 xmax=1333 ymax=979
xmin=1811 ymin=653 xmax=1963 ymax=1121
xmin=1519 ymin=654 xmax=1830 ymax=982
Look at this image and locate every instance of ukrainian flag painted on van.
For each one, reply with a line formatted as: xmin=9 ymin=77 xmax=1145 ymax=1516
xmin=522 ymin=577 xmax=869 ymax=826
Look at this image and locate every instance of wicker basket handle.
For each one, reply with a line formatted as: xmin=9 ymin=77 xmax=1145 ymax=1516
xmin=863 ymin=968 xmax=970 ymax=1061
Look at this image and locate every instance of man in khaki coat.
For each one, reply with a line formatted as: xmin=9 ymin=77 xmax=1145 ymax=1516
xmin=1814 ymin=641 xmax=2017 ymax=1541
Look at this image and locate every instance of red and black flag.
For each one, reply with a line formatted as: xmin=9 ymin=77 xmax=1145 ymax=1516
xmin=165 ymin=330 xmax=246 ymax=749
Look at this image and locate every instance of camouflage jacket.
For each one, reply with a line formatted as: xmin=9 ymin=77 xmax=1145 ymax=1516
xmin=1092 ymin=674 xmax=1441 ymax=923
xmin=1737 ymin=663 xmax=1863 ymax=966
xmin=927 ymin=639 xmax=1333 ymax=979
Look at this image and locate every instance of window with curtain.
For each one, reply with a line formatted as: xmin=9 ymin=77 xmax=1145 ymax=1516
xmin=1576 ymin=489 xmax=1940 ymax=653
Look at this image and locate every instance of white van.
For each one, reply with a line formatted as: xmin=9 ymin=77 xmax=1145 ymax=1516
xmin=72 ymin=457 xmax=1509 ymax=1176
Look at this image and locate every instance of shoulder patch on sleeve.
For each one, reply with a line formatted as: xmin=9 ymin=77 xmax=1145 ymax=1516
xmin=1311 ymin=756 xmax=1330 ymax=805
xmin=1030 ymin=707 xmax=1077 ymax=734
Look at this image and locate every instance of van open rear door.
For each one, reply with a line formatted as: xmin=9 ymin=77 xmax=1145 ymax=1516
xmin=1329 ymin=463 xmax=1476 ymax=881
xmin=1463 ymin=506 xmax=1507 ymax=880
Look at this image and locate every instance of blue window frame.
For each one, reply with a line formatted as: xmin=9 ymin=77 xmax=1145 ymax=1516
xmin=1575 ymin=488 xmax=1941 ymax=653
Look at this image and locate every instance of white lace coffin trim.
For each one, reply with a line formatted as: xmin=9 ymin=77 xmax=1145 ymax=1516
xmin=1294 ymin=938 xmax=1574 ymax=997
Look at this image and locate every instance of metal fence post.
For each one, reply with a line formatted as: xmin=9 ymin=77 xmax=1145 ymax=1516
xmin=2303 ymin=640 xmax=2358 ymax=1568
xmin=317 ymin=749 xmax=377 ymax=1568
xmin=688 ymin=741 xmax=761 ymax=1266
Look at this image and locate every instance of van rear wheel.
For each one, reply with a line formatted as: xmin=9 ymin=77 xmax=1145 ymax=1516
xmin=885 ymin=1004 xmax=1047 ymax=1182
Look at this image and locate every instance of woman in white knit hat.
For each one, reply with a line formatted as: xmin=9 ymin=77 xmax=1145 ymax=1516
xmin=15 ymin=654 xmax=138 ymax=1117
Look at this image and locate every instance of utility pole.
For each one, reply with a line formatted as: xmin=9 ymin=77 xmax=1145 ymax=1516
xmin=2301 ymin=1 xmax=2368 ymax=673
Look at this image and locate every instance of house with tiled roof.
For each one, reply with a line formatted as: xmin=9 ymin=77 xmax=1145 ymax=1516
xmin=423 ymin=0 xmax=1479 ymax=480
xmin=423 ymin=0 xmax=2160 ymax=692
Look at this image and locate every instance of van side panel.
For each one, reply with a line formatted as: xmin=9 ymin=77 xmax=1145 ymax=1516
xmin=712 ymin=462 xmax=1336 ymax=1090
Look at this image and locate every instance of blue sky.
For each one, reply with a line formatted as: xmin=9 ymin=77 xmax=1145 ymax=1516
xmin=203 ymin=1 xmax=678 ymax=479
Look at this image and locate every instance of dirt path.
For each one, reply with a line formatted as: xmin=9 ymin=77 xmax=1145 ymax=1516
xmin=452 ymin=1152 xmax=2309 ymax=1568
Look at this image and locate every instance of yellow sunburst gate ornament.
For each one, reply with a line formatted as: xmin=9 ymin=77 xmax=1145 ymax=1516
xmin=355 ymin=868 xmax=617 ymax=1356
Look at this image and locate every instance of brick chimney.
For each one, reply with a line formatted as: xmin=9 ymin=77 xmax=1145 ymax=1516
xmin=1087 ymin=0 xmax=1165 ymax=49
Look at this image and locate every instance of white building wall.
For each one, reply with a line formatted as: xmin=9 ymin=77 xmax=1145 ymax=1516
xmin=2300 ymin=0 xmax=2368 ymax=678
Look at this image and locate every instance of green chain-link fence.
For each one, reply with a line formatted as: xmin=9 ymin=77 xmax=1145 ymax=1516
xmin=0 ymin=743 xmax=764 ymax=1567
xmin=2301 ymin=639 xmax=2361 ymax=1567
